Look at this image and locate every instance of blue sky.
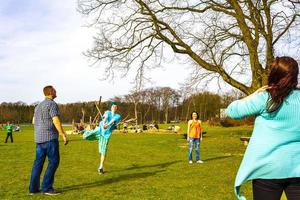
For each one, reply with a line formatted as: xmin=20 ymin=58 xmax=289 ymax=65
xmin=1 ymin=1 xmax=300 ymax=104
xmin=0 ymin=0 xmax=193 ymax=104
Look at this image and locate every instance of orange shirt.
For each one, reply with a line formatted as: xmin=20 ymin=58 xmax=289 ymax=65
xmin=189 ymin=120 xmax=202 ymax=138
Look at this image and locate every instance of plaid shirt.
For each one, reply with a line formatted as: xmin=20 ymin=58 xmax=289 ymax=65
xmin=34 ymin=98 xmax=60 ymax=143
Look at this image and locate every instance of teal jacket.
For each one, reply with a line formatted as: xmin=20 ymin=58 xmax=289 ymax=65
xmin=226 ymin=90 xmax=300 ymax=200
xmin=83 ymin=111 xmax=121 ymax=140
xmin=98 ymin=111 xmax=121 ymax=139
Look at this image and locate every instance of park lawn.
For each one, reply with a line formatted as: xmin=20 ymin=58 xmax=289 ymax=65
xmin=0 ymin=125 xmax=287 ymax=200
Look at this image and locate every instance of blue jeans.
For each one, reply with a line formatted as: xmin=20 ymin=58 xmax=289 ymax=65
xmin=253 ymin=178 xmax=300 ymax=200
xmin=29 ymin=139 xmax=60 ymax=193
xmin=188 ymin=138 xmax=200 ymax=161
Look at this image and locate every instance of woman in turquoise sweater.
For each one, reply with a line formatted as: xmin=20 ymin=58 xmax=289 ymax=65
xmin=226 ymin=56 xmax=300 ymax=200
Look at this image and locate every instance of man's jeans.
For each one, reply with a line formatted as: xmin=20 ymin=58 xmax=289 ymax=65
xmin=188 ymin=138 xmax=200 ymax=161
xmin=253 ymin=178 xmax=300 ymax=200
xmin=29 ymin=139 xmax=60 ymax=193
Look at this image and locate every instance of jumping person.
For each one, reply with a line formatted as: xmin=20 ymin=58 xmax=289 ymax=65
xmin=187 ymin=111 xmax=203 ymax=164
xmin=29 ymin=85 xmax=68 ymax=195
xmin=226 ymin=56 xmax=300 ymax=200
xmin=83 ymin=102 xmax=121 ymax=174
xmin=4 ymin=121 xmax=13 ymax=143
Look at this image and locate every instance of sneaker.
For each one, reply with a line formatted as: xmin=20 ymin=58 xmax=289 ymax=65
xmin=189 ymin=160 xmax=193 ymax=164
xmin=196 ymin=160 xmax=204 ymax=164
xmin=98 ymin=168 xmax=104 ymax=174
xmin=43 ymin=191 xmax=61 ymax=196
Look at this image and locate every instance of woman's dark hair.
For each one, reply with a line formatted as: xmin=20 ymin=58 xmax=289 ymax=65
xmin=266 ymin=56 xmax=299 ymax=113
xmin=190 ymin=111 xmax=199 ymax=120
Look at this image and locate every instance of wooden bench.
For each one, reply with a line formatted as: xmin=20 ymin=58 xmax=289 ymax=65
xmin=240 ymin=137 xmax=250 ymax=146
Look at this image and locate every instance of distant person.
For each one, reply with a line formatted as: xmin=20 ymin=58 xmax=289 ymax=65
xmin=142 ymin=124 xmax=147 ymax=131
xmin=149 ymin=122 xmax=158 ymax=131
xmin=123 ymin=122 xmax=128 ymax=133
xmin=4 ymin=121 xmax=13 ymax=143
xmin=14 ymin=125 xmax=20 ymax=132
xmin=135 ymin=125 xmax=143 ymax=133
xmin=187 ymin=111 xmax=203 ymax=164
xmin=174 ymin=125 xmax=181 ymax=133
xmin=154 ymin=122 xmax=159 ymax=130
xmin=29 ymin=85 xmax=68 ymax=195
xmin=226 ymin=56 xmax=300 ymax=200
xmin=83 ymin=102 xmax=121 ymax=174
xmin=75 ymin=123 xmax=84 ymax=134
xmin=167 ymin=125 xmax=174 ymax=131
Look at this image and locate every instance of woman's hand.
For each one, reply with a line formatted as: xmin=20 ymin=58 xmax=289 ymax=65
xmin=102 ymin=124 xmax=108 ymax=129
xmin=254 ymin=85 xmax=270 ymax=93
xmin=243 ymin=85 xmax=270 ymax=100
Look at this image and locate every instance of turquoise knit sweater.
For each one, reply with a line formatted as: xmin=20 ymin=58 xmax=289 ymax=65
xmin=226 ymin=90 xmax=300 ymax=200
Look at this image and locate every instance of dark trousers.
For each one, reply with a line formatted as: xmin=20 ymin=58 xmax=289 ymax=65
xmin=29 ymin=139 xmax=60 ymax=193
xmin=5 ymin=132 xmax=13 ymax=143
xmin=253 ymin=178 xmax=300 ymax=200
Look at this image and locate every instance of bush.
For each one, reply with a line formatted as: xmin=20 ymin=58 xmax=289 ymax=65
xmin=220 ymin=117 xmax=254 ymax=127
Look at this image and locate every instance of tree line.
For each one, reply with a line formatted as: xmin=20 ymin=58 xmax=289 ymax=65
xmin=0 ymin=87 xmax=239 ymax=124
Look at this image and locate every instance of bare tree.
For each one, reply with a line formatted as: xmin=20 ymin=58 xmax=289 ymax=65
xmin=78 ymin=0 xmax=300 ymax=94
xmin=139 ymin=88 xmax=155 ymax=123
xmin=124 ymin=89 xmax=141 ymax=125
xmin=158 ymin=87 xmax=179 ymax=123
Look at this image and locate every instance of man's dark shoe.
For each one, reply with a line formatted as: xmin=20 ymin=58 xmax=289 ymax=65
xmin=98 ymin=168 xmax=104 ymax=174
xmin=43 ymin=190 xmax=61 ymax=196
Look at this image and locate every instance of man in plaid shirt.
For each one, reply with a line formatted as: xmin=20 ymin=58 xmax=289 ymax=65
xmin=29 ymin=85 xmax=68 ymax=195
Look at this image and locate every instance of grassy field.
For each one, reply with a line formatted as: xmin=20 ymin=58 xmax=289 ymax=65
xmin=0 ymin=124 xmax=287 ymax=200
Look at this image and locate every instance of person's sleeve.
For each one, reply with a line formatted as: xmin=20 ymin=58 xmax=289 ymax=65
xmin=103 ymin=111 xmax=109 ymax=119
xmin=226 ymin=91 xmax=268 ymax=119
xmin=49 ymin=102 xmax=61 ymax=118
xmin=113 ymin=114 xmax=121 ymax=124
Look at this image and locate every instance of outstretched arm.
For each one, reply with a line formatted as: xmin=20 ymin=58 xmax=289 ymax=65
xmin=226 ymin=90 xmax=269 ymax=119
xmin=106 ymin=114 xmax=121 ymax=128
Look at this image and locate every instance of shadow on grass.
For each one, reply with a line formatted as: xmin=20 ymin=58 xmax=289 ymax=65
xmin=59 ymin=161 xmax=180 ymax=192
xmin=204 ymin=155 xmax=233 ymax=162
xmin=59 ymin=170 xmax=165 ymax=192
xmin=124 ymin=160 xmax=181 ymax=171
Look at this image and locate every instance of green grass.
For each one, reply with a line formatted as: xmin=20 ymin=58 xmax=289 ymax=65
xmin=0 ymin=124 xmax=287 ymax=200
